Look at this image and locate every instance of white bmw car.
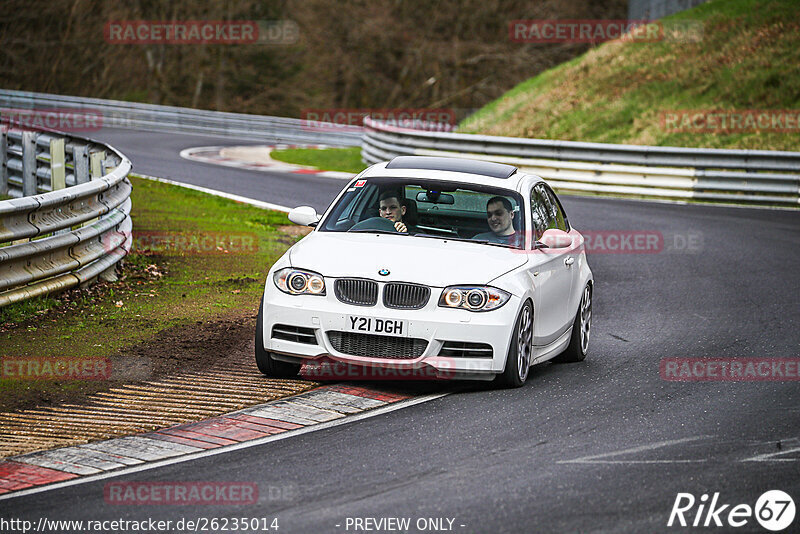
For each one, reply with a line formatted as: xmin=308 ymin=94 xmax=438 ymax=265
xmin=256 ymin=156 xmax=593 ymax=387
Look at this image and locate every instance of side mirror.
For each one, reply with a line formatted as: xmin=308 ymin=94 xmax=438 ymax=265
xmin=538 ymin=228 xmax=573 ymax=249
xmin=288 ymin=206 xmax=320 ymax=227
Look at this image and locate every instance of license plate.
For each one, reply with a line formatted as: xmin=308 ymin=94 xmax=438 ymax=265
xmin=346 ymin=315 xmax=408 ymax=337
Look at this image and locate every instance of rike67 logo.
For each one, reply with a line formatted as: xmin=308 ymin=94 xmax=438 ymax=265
xmin=668 ymin=490 xmax=795 ymax=531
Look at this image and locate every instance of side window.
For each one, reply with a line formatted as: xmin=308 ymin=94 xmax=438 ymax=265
xmin=530 ymin=186 xmax=551 ymax=241
xmin=543 ymin=185 xmax=569 ymax=231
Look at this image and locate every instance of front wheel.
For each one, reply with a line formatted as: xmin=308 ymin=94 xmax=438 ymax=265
xmin=255 ymin=300 xmax=301 ymax=378
xmin=497 ymin=300 xmax=533 ymax=388
xmin=553 ymin=283 xmax=591 ymax=363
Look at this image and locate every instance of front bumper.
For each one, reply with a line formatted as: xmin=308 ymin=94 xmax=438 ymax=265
xmin=261 ymin=281 xmax=520 ymax=380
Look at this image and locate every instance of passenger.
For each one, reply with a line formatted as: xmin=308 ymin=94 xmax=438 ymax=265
xmin=379 ymin=190 xmax=411 ymax=233
xmin=472 ymin=196 xmax=520 ymax=245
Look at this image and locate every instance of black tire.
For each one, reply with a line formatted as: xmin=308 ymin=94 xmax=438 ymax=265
xmin=496 ymin=300 xmax=534 ymax=388
xmin=553 ymin=283 xmax=591 ymax=363
xmin=255 ymin=300 xmax=301 ymax=378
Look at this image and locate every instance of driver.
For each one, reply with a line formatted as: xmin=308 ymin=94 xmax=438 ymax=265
xmin=472 ymin=196 xmax=519 ymax=245
xmin=379 ymin=190 xmax=410 ymax=233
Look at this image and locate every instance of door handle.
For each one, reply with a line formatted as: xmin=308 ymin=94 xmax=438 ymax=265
xmin=564 ymin=257 xmax=575 ymax=267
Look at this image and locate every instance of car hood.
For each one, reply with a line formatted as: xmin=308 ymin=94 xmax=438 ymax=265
xmin=288 ymin=232 xmax=527 ymax=287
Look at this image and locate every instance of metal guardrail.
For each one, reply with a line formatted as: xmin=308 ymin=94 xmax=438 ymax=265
xmin=0 ymin=122 xmax=132 ymax=308
xmin=362 ymin=118 xmax=800 ymax=205
xmin=628 ymin=0 xmax=708 ymax=20
xmin=0 ymin=89 xmax=362 ymax=147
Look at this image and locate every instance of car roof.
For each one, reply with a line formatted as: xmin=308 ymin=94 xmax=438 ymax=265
xmin=386 ymin=156 xmax=517 ymax=179
xmin=362 ymin=157 xmax=544 ymax=190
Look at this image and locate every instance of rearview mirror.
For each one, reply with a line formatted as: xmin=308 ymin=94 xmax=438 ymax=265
xmin=288 ymin=206 xmax=320 ymax=227
xmin=416 ymin=191 xmax=455 ymax=204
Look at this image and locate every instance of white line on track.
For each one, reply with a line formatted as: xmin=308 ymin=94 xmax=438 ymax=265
xmin=741 ymin=446 xmax=800 ymax=462
xmin=0 ymin=392 xmax=449 ymax=501
xmin=561 ymin=460 xmax=707 ymax=464
xmin=557 ymin=435 xmax=713 ymax=464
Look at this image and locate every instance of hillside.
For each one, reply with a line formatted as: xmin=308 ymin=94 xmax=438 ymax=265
xmin=459 ymin=0 xmax=800 ymax=151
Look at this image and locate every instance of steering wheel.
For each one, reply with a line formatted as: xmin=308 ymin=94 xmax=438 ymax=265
xmin=348 ymin=216 xmax=399 ymax=232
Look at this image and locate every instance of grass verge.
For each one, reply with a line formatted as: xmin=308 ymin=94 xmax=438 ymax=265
xmin=270 ymin=146 xmax=367 ymax=174
xmin=0 ymin=175 xmax=308 ymax=411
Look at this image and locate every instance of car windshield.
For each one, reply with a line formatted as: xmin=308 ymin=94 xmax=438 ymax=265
xmin=319 ymin=177 xmax=525 ymax=249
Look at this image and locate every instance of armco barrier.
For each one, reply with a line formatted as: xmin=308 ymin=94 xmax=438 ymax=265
xmin=362 ymin=118 xmax=800 ymax=206
xmin=0 ymin=89 xmax=362 ymax=147
xmin=0 ymin=122 xmax=132 ymax=308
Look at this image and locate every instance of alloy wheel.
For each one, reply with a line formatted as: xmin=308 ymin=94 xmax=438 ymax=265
xmin=580 ymin=286 xmax=591 ymax=354
xmin=517 ymin=304 xmax=533 ymax=381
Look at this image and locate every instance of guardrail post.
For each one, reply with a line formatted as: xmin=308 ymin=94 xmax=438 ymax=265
xmin=90 ymin=150 xmax=105 ymax=179
xmin=91 ymin=149 xmax=118 ymax=283
xmin=22 ymin=131 xmax=37 ymax=197
xmin=49 ymin=138 xmax=66 ymax=191
xmin=73 ymin=144 xmax=90 ymax=184
xmin=84 ymin=150 xmax=107 ymax=228
xmin=99 ymin=262 xmax=120 ymax=282
xmin=50 ymin=137 xmax=67 ymax=235
xmin=0 ymin=124 xmax=7 ymax=197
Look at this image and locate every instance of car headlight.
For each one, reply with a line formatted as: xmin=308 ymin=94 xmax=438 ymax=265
xmin=438 ymin=285 xmax=510 ymax=312
xmin=274 ymin=268 xmax=326 ymax=296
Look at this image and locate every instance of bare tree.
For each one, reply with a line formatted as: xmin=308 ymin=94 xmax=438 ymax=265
xmin=0 ymin=0 xmax=627 ymax=117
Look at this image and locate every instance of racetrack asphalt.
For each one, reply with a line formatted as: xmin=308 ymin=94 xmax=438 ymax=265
xmin=98 ymin=127 xmax=345 ymax=212
xmin=4 ymin=128 xmax=799 ymax=533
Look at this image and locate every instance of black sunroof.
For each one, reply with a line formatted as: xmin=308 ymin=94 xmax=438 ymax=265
xmin=385 ymin=156 xmax=518 ymax=179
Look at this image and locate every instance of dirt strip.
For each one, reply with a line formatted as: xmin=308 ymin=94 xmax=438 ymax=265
xmin=0 ymin=312 xmax=319 ymax=459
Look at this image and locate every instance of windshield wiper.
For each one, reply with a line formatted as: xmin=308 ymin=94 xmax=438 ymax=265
xmin=466 ymin=238 xmax=514 ymax=249
xmin=414 ymin=234 xmax=513 ymax=249
xmin=348 ymin=229 xmax=408 ymax=235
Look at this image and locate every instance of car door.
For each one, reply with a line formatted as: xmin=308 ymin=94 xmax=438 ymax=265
xmin=542 ymin=183 xmax=583 ymax=315
xmin=528 ymin=184 xmax=574 ymax=346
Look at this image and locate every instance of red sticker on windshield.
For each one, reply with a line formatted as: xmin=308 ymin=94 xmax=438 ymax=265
xmin=354 ymin=180 xmax=366 ymax=187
